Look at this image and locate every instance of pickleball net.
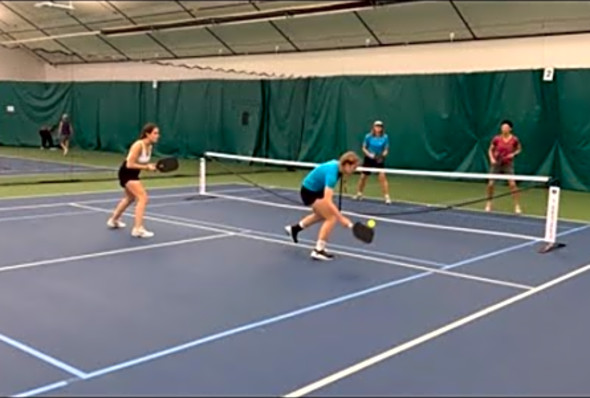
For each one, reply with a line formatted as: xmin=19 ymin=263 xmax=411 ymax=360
xmin=199 ymin=151 xmax=564 ymax=252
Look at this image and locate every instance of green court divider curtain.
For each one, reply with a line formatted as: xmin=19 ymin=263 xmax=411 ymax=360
xmin=553 ymin=70 xmax=590 ymax=191
xmin=0 ymin=82 xmax=71 ymax=146
xmin=2 ymin=68 xmax=590 ymax=191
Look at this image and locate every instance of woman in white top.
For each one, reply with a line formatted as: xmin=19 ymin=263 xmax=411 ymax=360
xmin=107 ymin=123 xmax=159 ymax=238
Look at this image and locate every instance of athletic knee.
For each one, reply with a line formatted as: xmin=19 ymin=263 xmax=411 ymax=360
xmin=136 ymin=194 xmax=149 ymax=204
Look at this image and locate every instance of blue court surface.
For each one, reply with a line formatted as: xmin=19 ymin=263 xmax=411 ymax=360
xmin=1 ymin=183 xmax=590 ymax=396
xmin=0 ymin=155 xmax=113 ymax=176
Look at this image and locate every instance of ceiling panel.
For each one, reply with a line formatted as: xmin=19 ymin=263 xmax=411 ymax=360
xmin=109 ymin=1 xmax=186 ymax=18
xmin=9 ymin=29 xmax=68 ymax=53
xmin=359 ymin=1 xmax=472 ymax=44
xmin=254 ymin=1 xmax=337 ymax=11
xmin=103 ymin=33 xmax=173 ymax=60
xmin=151 ymin=27 xmax=228 ymax=57
xmin=457 ymin=1 xmax=590 ymax=37
xmin=179 ymin=1 xmax=255 ymax=18
xmin=0 ymin=2 xmax=38 ymax=33
xmin=69 ymin=2 xmax=123 ymax=25
xmin=1 ymin=1 xmax=80 ymax=30
xmin=273 ymin=12 xmax=375 ymax=51
xmin=132 ymin=11 xmax=193 ymax=25
xmin=85 ymin=19 xmax=130 ymax=30
xmin=44 ymin=25 xmax=125 ymax=61
xmin=210 ymin=21 xmax=297 ymax=54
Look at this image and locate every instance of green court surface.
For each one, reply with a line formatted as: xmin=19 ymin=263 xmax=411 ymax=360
xmin=1 ymin=146 xmax=589 ymax=224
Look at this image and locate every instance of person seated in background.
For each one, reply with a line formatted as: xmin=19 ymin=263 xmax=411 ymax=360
xmin=486 ymin=119 xmax=522 ymax=214
xmin=38 ymin=124 xmax=53 ymax=150
xmin=354 ymin=120 xmax=391 ymax=204
xmin=57 ymin=113 xmax=73 ymax=156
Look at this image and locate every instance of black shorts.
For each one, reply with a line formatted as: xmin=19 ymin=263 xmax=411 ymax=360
xmin=300 ymin=186 xmax=324 ymax=206
xmin=361 ymin=156 xmax=385 ymax=175
xmin=118 ymin=161 xmax=141 ymax=188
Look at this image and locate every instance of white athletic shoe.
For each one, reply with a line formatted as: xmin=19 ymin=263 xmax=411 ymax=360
xmin=353 ymin=193 xmax=363 ymax=201
xmin=131 ymin=227 xmax=154 ymax=238
xmin=515 ymin=205 xmax=522 ymax=214
xmin=107 ymin=218 xmax=126 ymax=229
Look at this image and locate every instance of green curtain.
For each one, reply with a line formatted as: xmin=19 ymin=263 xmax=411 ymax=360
xmin=0 ymin=82 xmax=71 ymax=146
xmin=2 ymin=68 xmax=590 ymax=191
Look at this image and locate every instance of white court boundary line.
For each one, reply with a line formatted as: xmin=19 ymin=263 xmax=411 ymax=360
xmin=0 ymin=181 xmax=588 ymax=226
xmin=71 ymin=203 xmax=533 ymax=291
xmin=141 ymin=210 xmax=446 ymax=268
xmin=0 ymin=233 xmax=234 ymax=275
xmin=0 ymin=209 xmax=94 ymax=223
xmin=208 ymin=192 xmax=541 ymax=241
xmin=0 ymin=186 xmax=259 ymax=212
xmin=283 ymin=260 xmax=590 ymax=397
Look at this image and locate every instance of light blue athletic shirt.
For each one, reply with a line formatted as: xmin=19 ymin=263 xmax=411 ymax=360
xmin=302 ymin=160 xmax=340 ymax=192
xmin=364 ymin=133 xmax=389 ymax=156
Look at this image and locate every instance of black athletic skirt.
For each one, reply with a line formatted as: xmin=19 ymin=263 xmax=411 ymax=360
xmin=300 ymin=185 xmax=324 ymax=206
xmin=361 ymin=156 xmax=385 ymax=175
xmin=118 ymin=161 xmax=141 ymax=188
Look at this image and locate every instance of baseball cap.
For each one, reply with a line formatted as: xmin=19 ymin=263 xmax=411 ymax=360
xmin=373 ymin=120 xmax=383 ymax=126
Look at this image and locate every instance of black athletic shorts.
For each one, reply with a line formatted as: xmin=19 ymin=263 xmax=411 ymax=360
xmin=118 ymin=161 xmax=141 ymax=188
xmin=300 ymin=185 xmax=324 ymax=206
xmin=361 ymin=156 xmax=385 ymax=175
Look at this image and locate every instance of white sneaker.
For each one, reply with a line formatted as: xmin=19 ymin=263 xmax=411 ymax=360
xmin=515 ymin=205 xmax=522 ymax=214
xmin=131 ymin=227 xmax=154 ymax=238
xmin=485 ymin=202 xmax=492 ymax=212
xmin=385 ymin=196 xmax=391 ymax=205
xmin=107 ymin=218 xmax=126 ymax=229
xmin=353 ymin=193 xmax=363 ymax=201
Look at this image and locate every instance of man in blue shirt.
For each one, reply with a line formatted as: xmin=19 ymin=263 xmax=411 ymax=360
xmin=285 ymin=151 xmax=360 ymax=261
xmin=354 ymin=120 xmax=391 ymax=204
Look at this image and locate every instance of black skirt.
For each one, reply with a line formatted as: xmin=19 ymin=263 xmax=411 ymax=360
xmin=118 ymin=161 xmax=141 ymax=188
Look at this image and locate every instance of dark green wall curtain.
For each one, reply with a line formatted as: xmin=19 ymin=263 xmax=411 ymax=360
xmin=1 ymin=68 xmax=589 ymax=191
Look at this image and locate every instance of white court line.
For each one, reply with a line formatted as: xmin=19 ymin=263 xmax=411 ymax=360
xmin=283 ymin=260 xmax=590 ymax=397
xmin=0 ymin=181 xmax=229 ymax=202
xmin=0 ymin=233 xmax=234 ymax=275
xmin=0 ymin=209 xmax=94 ymax=223
xmin=72 ymin=203 xmax=533 ymax=291
xmin=1 ymin=181 xmax=588 ymax=227
xmin=0 ymin=153 xmax=118 ymax=171
xmin=208 ymin=192 xmax=541 ymax=241
xmin=144 ymin=211 xmax=446 ymax=268
xmin=0 ymin=186 xmax=259 ymax=212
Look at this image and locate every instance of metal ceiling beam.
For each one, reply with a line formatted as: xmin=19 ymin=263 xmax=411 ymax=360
xmin=353 ymin=11 xmax=383 ymax=45
xmin=101 ymin=1 xmax=377 ymax=36
xmin=449 ymin=0 xmax=477 ymax=39
xmin=175 ymin=0 xmax=237 ymax=55
xmin=104 ymin=1 xmax=178 ymax=58
xmin=0 ymin=1 xmax=86 ymax=63
xmin=64 ymin=10 xmax=130 ymax=61
xmin=249 ymin=0 xmax=301 ymax=52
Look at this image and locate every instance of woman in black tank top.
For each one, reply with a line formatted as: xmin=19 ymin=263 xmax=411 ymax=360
xmin=107 ymin=123 xmax=160 ymax=238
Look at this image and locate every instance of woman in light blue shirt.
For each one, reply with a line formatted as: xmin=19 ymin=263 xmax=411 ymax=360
xmin=285 ymin=151 xmax=360 ymax=261
xmin=354 ymin=120 xmax=391 ymax=204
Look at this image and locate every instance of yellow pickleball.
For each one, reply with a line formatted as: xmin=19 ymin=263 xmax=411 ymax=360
xmin=367 ymin=219 xmax=376 ymax=229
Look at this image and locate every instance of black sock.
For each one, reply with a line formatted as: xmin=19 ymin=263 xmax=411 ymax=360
xmin=292 ymin=224 xmax=303 ymax=233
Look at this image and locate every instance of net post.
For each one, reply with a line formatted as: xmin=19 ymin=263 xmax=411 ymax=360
xmin=199 ymin=157 xmax=206 ymax=195
xmin=539 ymin=184 xmax=566 ymax=253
